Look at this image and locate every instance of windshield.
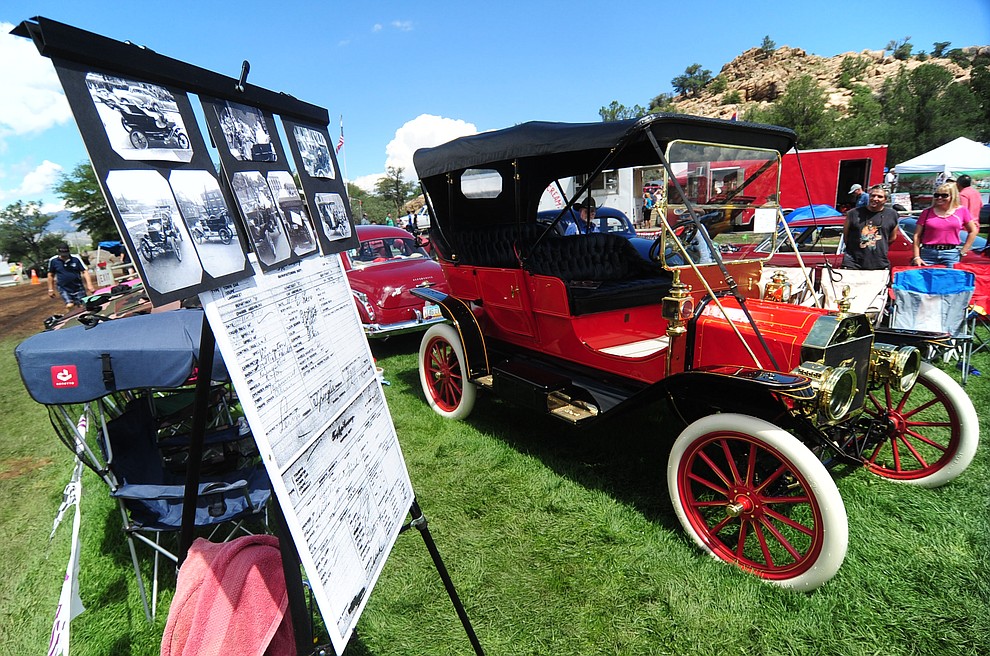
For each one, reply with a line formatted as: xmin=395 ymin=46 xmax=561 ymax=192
xmin=660 ymin=140 xmax=783 ymax=267
xmin=347 ymin=236 xmax=427 ymax=267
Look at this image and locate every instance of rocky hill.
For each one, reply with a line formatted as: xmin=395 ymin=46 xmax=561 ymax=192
xmin=666 ymin=44 xmax=989 ymax=121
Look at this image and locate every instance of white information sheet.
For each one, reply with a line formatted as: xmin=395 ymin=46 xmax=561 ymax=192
xmin=200 ymin=254 xmax=413 ymax=652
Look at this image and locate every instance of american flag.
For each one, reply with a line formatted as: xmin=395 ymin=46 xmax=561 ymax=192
xmin=336 ymin=117 xmax=344 ymax=153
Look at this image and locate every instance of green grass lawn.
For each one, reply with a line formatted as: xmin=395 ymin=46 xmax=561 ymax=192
xmin=2 ymin=331 xmax=989 ymax=656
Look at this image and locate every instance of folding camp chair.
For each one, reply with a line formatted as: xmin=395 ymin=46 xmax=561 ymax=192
xmin=890 ymin=267 xmax=976 ymax=384
xmin=100 ymin=395 xmax=271 ymax=621
xmin=14 ymin=310 xmax=272 ymax=621
xmin=967 ymin=304 xmax=989 ymax=360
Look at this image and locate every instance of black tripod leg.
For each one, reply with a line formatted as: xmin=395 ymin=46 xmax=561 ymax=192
xmin=272 ymin=497 xmax=320 ymax=655
xmin=406 ymin=499 xmax=485 ymax=656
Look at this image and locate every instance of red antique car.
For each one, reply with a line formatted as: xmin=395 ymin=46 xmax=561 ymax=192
xmin=340 ymin=224 xmax=448 ymax=338
xmin=409 ymin=115 xmax=979 ymax=590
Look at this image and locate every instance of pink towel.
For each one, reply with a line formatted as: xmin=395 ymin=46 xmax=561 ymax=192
xmin=161 ymin=535 xmax=296 ymax=656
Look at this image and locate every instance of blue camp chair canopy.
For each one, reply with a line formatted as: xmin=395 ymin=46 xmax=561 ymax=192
xmin=98 ymin=240 xmax=125 ymax=255
xmin=784 ymin=205 xmax=843 ymax=223
xmin=893 ymin=267 xmax=976 ymax=295
xmin=15 ymin=309 xmax=228 ymax=404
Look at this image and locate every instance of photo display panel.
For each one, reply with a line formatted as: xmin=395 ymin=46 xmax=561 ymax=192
xmin=52 ymin=59 xmax=253 ymax=305
xmin=201 ymin=97 xmax=321 ymax=271
xmin=281 ymin=118 xmax=358 ymax=255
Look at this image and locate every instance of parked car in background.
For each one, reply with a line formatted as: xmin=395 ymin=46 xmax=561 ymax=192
xmin=536 ymin=206 xmax=638 ymax=239
xmin=340 ymin=225 xmax=448 ymax=338
xmin=726 ymin=215 xmax=987 ymax=269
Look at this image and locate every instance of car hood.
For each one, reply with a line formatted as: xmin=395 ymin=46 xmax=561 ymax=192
xmin=346 ymin=258 xmax=448 ymax=308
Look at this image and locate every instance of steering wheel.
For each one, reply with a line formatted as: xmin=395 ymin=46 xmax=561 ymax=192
xmin=672 ymin=218 xmax=698 ymax=245
xmin=647 ymin=218 xmax=710 ymax=266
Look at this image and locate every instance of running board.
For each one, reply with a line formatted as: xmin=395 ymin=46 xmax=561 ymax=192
xmin=485 ymin=362 xmax=600 ymax=425
xmin=547 ymin=391 xmax=599 ymax=423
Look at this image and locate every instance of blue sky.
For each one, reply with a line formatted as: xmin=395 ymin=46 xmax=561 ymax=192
xmin=1 ymin=1 xmax=988 ymax=212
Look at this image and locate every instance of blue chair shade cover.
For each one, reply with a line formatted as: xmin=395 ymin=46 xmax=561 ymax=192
xmin=892 ymin=267 xmax=976 ymax=384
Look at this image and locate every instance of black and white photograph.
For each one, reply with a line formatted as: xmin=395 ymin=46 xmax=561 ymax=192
xmin=104 ymin=170 xmax=204 ymax=296
xmin=215 ymin=100 xmax=277 ymax=163
xmin=231 ymin=171 xmax=293 ymax=269
xmin=168 ymin=170 xmax=250 ymax=279
xmin=315 ymin=192 xmax=352 ymax=241
xmin=268 ymin=171 xmax=318 ymax=257
xmin=85 ymin=72 xmax=193 ymax=163
xmin=293 ymin=125 xmax=335 ymax=179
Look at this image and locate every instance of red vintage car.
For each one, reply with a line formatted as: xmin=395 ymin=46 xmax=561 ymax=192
xmin=409 ymin=115 xmax=978 ymax=590
xmin=340 ymin=224 xmax=448 ymax=338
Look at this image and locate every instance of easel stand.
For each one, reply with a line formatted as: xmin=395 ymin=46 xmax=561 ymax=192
xmin=400 ymin=498 xmax=485 ymax=656
xmin=273 ymin=495 xmax=485 ymax=656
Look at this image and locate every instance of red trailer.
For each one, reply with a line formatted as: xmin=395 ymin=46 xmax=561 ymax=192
xmin=779 ymin=145 xmax=887 ymax=211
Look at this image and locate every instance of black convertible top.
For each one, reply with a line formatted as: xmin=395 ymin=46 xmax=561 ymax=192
xmin=413 ymin=113 xmax=796 ymax=179
xmin=413 ymin=113 xmax=796 ymax=247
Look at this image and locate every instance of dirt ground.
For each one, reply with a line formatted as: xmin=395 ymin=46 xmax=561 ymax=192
xmin=0 ymin=282 xmax=74 ymax=339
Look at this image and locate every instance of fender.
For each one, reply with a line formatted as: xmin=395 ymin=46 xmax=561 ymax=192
xmin=874 ymin=326 xmax=954 ymax=351
xmin=658 ymin=365 xmax=816 ymax=427
xmin=411 ymin=287 xmax=490 ymax=379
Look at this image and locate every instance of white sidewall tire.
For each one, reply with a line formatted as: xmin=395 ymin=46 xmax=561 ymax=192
xmin=668 ymin=413 xmax=848 ymax=591
xmin=419 ymin=323 xmax=476 ymax=420
xmin=890 ymin=362 xmax=979 ymax=488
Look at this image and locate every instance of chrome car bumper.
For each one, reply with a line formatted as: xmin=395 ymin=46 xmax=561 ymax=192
xmin=363 ymin=313 xmax=447 ymax=338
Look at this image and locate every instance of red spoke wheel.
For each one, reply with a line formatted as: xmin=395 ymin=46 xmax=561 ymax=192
xmin=419 ymin=323 xmax=476 ymax=419
xmin=668 ymin=414 xmax=847 ymax=591
xmin=862 ymin=361 xmax=978 ymax=487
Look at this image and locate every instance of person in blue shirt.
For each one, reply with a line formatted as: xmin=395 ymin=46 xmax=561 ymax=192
xmin=564 ymin=198 xmax=598 ymax=235
xmin=47 ymin=244 xmax=93 ymax=309
xmin=849 ymin=183 xmax=869 ymax=208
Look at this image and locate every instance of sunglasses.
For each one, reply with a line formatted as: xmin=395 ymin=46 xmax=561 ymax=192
xmin=933 ymin=193 xmax=950 ymax=199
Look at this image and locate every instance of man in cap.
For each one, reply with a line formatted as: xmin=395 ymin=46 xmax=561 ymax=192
xmin=849 ymin=183 xmax=869 ymax=208
xmin=47 ymin=244 xmax=93 ymax=309
xmin=564 ymin=197 xmax=598 ymax=235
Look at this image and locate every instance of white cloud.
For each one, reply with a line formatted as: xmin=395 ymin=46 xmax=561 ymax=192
xmin=19 ymin=160 xmax=63 ymax=195
xmin=391 ymin=21 xmax=414 ymax=32
xmin=352 ymin=172 xmax=384 ymax=193
xmin=0 ymin=160 xmax=64 ymax=203
xmin=372 ymin=23 xmax=383 ymax=32
xmin=0 ymin=24 xmax=73 ymax=140
xmin=385 ymin=114 xmax=477 ymax=180
xmin=41 ymin=200 xmax=67 ymax=214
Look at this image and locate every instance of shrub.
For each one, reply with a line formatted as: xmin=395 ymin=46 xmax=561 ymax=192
xmin=838 ymin=56 xmax=870 ymax=89
xmin=722 ymin=90 xmax=742 ymax=105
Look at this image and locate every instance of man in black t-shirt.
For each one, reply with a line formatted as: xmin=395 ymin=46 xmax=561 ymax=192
xmin=841 ymin=185 xmax=899 ymax=270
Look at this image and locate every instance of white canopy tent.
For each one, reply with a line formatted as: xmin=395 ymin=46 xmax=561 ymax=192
xmin=894 ymin=137 xmax=990 ymax=208
xmin=895 ymin=137 xmax=990 ymax=175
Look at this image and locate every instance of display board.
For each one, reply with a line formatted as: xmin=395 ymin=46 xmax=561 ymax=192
xmin=16 ymin=17 xmax=408 ymax=655
xmin=201 ymin=256 xmax=413 ymax=650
